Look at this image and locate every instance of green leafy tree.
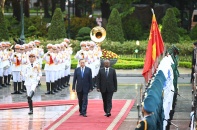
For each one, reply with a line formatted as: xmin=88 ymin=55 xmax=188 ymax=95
xmin=161 ymin=8 xmax=179 ymax=43
xmin=48 ymin=8 xmax=66 ymax=40
xmin=107 ymin=0 xmax=138 ymax=18
xmin=0 ymin=8 xmax=9 ymax=40
xmin=106 ymin=8 xmax=124 ymax=43
xmin=122 ymin=16 xmax=143 ymax=40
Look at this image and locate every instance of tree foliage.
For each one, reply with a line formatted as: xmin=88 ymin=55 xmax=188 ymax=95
xmin=106 ymin=8 xmax=124 ymax=43
xmin=107 ymin=0 xmax=139 ymax=17
xmin=0 ymin=8 xmax=9 ymax=40
xmin=48 ymin=8 xmax=66 ymax=40
xmin=161 ymin=8 xmax=179 ymax=43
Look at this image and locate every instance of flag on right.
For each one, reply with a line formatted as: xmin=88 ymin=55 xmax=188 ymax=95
xmin=142 ymin=13 xmax=164 ymax=83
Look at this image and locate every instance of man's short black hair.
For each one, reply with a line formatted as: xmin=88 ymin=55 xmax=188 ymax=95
xmin=79 ymin=59 xmax=85 ymax=62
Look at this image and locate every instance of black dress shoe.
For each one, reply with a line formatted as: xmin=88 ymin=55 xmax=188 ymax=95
xmin=83 ymin=114 xmax=87 ymax=117
xmin=106 ymin=113 xmax=111 ymax=117
xmin=11 ymin=91 xmax=17 ymax=94
xmin=17 ymin=91 xmax=23 ymax=94
xmin=45 ymin=91 xmax=50 ymax=94
xmin=28 ymin=110 xmax=33 ymax=115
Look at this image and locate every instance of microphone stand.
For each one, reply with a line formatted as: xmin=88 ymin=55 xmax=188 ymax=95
xmin=164 ymin=119 xmax=179 ymax=130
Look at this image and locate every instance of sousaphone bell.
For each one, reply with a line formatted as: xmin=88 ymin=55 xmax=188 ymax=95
xmin=90 ymin=26 xmax=106 ymax=46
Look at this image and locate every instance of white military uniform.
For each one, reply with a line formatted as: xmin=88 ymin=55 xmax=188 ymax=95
xmin=43 ymin=52 xmax=56 ymax=82
xmin=11 ymin=52 xmax=22 ymax=82
xmin=23 ymin=62 xmax=42 ymax=96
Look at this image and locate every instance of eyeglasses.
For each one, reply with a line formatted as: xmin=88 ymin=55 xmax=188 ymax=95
xmin=29 ymin=56 xmax=35 ymax=58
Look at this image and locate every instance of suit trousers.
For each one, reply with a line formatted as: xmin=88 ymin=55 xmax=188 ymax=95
xmin=77 ymin=92 xmax=88 ymax=114
xmin=101 ymin=92 xmax=113 ymax=114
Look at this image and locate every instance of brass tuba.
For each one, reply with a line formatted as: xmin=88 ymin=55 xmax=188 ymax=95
xmin=90 ymin=26 xmax=106 ymax=45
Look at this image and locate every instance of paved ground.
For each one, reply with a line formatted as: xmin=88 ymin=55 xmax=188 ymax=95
xmin=0 ymin=67 xmax=193 ymax=130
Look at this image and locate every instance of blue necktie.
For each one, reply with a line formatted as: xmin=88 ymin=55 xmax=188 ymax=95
xmin=106 ymin=69 xmax=108 ymax=77
xmin=81 ymin=68 xmax=84 ymax=78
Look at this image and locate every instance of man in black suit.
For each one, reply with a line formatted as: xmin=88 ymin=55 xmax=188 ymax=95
xmin=97 ymin=60 xmax=117 ymax=117
xmin=72 ymin=59 xmax=93 ymax=117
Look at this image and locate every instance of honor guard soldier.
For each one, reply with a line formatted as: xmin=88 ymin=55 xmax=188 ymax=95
xmin=5 ymin=42 xmax=13 ymax=86
xmin=75 ymin=41 xmax=87 ymax=67
xmin=135 ymin=96 xmax=157 ymax=130
xmin=43 ymin=44 xmax=55 ymax=94
xmin=63 ymin=41 xmax=73 ymax=87
xmin=60 ymin=43 xmax=67 ymax=88
xmin=53 ymin=44 xmax=62 ymax=92
xmin=10 ymin=44 xmax=22 ymax=94
xmin=34 ymin=40 xmax=44 ymax=86
xmin=22 ymin=52 xmax=42 ymax=114
xmin=1 ymin=42 xmax=10 ymax=87
xmin=0 ymin=43 xmax=3 ymax=88
xmin=21 ymin=45 xmax=29 ymax=92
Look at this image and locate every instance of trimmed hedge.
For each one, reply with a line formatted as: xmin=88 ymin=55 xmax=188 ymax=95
xmin=41 ymin=56 xmax=192 ymax=69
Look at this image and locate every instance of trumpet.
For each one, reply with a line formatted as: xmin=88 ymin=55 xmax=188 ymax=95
xmin=8 ymin=45 xmax=13 ymax=51
xmin=37 ymin=45 xmax=43 ymax=49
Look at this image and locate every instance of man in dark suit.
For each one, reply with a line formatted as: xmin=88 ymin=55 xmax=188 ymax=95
xmin=97 ymin=60 xmax=117 ymax=117
xmin=72 ymin=59 xmax=93 ymax=117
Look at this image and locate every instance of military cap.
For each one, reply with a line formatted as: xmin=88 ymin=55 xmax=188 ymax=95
xmin=20 ymin=45 xmax=25 ymax=50
xmin=80 ymin=41 xmax=86 ymax=47
xmin=47 ymin=44 xmax=53 ymax=49
xmin=15 ymin=44 xmax=21 ymax=49
xmin=34 ymin=40 xmax=41 ymax=46
xmin=64 ymin=38 xmax=70 ymax=43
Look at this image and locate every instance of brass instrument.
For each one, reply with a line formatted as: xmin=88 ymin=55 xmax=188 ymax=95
xmin=38 ymin=45 xmax=44 ymax=49
xmin=8 ymin=45 xmax=13 ymax=51
xmin=90 ymin=26 xmax=106 ymax=46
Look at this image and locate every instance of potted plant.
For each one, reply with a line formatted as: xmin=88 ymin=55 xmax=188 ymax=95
xmin=100 ymin=49 xmax=119 ymax=67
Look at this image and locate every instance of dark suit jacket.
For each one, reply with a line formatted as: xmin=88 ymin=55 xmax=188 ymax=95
xmin=97 ymin=67 xmax=117 ymax=93
xmin=72 ymin=66 xmax=93 ymax=94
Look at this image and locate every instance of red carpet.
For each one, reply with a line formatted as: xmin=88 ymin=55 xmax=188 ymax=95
xmin=46 ymin=99 xmax=135 ymax=130
xmin=0 ymin=99 xmax=135 ymax=130
xmin=0 ymin=100 xmax=78 ymax=110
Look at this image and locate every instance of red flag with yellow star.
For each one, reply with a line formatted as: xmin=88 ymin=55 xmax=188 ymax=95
xmin=142 ymin=14 xmax=164 ymax=82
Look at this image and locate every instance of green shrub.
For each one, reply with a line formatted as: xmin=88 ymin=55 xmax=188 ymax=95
xmin=76 ymin=27 xmax=91 ymax=41
xmin=106 ymin=8 xmax=124 ymax=43
xmin=65 ymin=17 xmax=96 ymax=39
xmin=4 ymin=16 xmax=20 ymax=38
xmin=161 ymin=8 xmax=179 ymax=43
xmin=190 ymin=25 xmax=197 ymax=40
xmin=0 ymin=9 xmax=9 ymax=40
xmin=24 ymin=16 xmax=48 ymax=38
xmin=179 ymin=62 xmax=192 ymax=68
xmin=48 ymin=8 xmax=66 ymax=40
